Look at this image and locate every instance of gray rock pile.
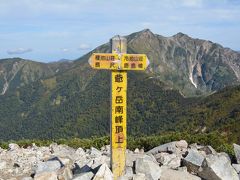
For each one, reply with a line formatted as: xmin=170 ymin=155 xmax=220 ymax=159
xmin=0 ymin=140 xmax=239 ymax=180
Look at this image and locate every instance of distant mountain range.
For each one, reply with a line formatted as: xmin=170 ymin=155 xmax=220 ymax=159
xmin=128 ymin=29 xmax=240 ymax=96
xmin=1 ymin=29 xmax=240 ymax=97
xmin=0 ymin=58 xmax=74 ymax=95
xmin=0 ymin=29 xmax=239 ymax=142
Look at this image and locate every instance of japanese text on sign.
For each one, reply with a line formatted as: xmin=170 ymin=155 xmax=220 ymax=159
xmin=112 ymin=71 xmax=126 ymax=147
xmin=89 ymin=53 xmax=149 ymax=70
xmin=111 ymin=71 xmax=127 ymax=177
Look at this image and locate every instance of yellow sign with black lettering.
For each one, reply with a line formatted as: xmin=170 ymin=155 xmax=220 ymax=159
xmin=88 ymin=53 xmax=120 ymax=70
xmin=88 ymin=36 xmax=150 ymax=179
xmin=89 ymin=53 xmax=149 ymax=70
xmin=111 ymin=71 xmax=127 ymax=177
xmin=121 ymin=54 xmax=149 ymax=70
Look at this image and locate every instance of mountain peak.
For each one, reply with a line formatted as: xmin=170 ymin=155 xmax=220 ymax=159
xmin=141 ymin=28 xmax=152 ymax=33
xmin=135 ymin=29 xmax=155 ymax=39
xmin=127 ymin=29 xmax=155 ymax=42
xmin=140 ymin=28 xmax=153 ymax=34
xmin=173 ymin=32 xmax=189 ymax=38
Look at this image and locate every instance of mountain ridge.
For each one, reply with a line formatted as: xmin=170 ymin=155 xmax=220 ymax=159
xmin=1 ymin=29 xmax=239 ymax=96
xmin=0 ymin=29 xmax=239 ymax=142
xmin=0 ymin=57 xmax=75 ymax=95
xmin=127 ymin=29 xmax=240 ymax=96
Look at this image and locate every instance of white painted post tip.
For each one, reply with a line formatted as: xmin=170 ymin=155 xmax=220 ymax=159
xmin=147 ymin=58 xmax=150 ymax=67
xmin=88 ymin=56 xmax=92 ymax=66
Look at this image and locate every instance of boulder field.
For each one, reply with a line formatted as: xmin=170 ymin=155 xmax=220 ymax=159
xmin=0 ymin=140 xmax=240 ymax=180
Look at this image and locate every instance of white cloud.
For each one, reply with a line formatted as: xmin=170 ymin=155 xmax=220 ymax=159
xmin=0 ymin=0 xmax=240 ymax=61
xmin=78 ymin=43 xmax=91 ymax=50
xmin=7 ymin=48 xmax=33 ymax=55
xmin=61 ymin=48 xmax=69 ymax=52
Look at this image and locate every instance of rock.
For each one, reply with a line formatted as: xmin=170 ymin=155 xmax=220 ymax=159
xmin=0 ymin=147 xmax=4 ymax=153
xmin=0 ymin=161 xmax=7 ymax=170
xmin=34 ymin=171 xmax=58 ymax=180
xmin=57 ymin=166 xmax=73 ymax=180
xmin=220 ymin=152 xmax=231 ymax=162
xmin=119 ymin=170 xmax=134 ymax=180
xmin=233 ymin=143 xmax=240 ymax=164
xmin=177 ymin=166 xmax=188 ymax=172
xmin=176 ymin=140 xmax=188 ymax=150
xmin=189 ymin=143 xmax=204 ymax=150
xmin=6 ymin=177 xmax=32 ymax=180
xmin=126 ymin=153 xmax=144 ymax=167
xmin=198 ymin=146 xmax=217 ymax=155
xmin=91 ymin=155 xmax=110 ymax=170
xmin=147 ymin=142 xmax=177 ymax=154
xmin=198 ymin=153 xmax=239 ymax=180
xmin=8 ymin=143 xmax=20 ymax=151
xmin=20 ymin=177 xmax=33 ymax=180
xmin=124 ymin=166 xmax=134 ymax=179
xmin=183 ymin=149 xmax=204 ymax=173
xmin=155 ymin=152 xmax=181 ymax=169
xmin=73 ymin=171 xmax=94 ymax=180
xmin=139 ymin=148 xmax=144 ymax=154
xmin=89 ymin=147 xmax=102 ymax=158
xmin=126 ymin=152 xmax=158 ymax=169
xmin=31 ymin=143 xmax=38 ymax=149
xmin=134 ymin=148 xmax=140 ymax=153
xmin=75 ymin=155 xmax=109 ymax=174
xmin=118 ymin=176 xmax=129 ymax=180
xmin=0 ymin=148 xmax=41 ymax=177
xmin=37 ymin=146 xmax=52 ymax=159
xmin=165 ymin=156 xmax=181 ymax=169
xmin=58 ymin=157 xmax=73 ymax=168
xmin=147 ymin=153 xmax=159 ymax=164
xmin=232 ymin=164 xmax=240 ymax=174
xmin=135 ymin=157 xmax=161 ymax=180
xmin=101 ymin=145 xmax=110 ymax=156
xmin=93 ymin=163 xmax=113 ymax=180
xmin=73 ymin=160 xmax=93 ymax=175
xmin=75 ymin=148 xmax=86 ymax=158
xmin=74 ymin=160 xmax=90 ymax=173
xmin=50 ymin=144 xmax=76 ymax=161
xmin=35 ymin=160 xmax=62 ymax=174
xmin=133 ymin=173 xmax=146 ymax=180
xmin=74 ymin=153 xmax=88 ymax=170
xmin=148 ymin=140 xmax=187 ymax=155
xmin=1 ymin=141 xmax=240 ymax=180
xmin=160 ymin=168 xmax=201 ymax=180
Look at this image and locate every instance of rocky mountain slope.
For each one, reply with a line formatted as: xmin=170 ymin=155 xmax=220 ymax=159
xmin=0 ymin=140 xmax=240 ymax=180
xmin=127 ymin=29 xmax=240 ymax=96
xmin=0 ymin=58 xmax=74 ymax=95
xmin=0 ymin=29 xmax=239 ymax=141
xmin=1 ymin=29 xmax=240 ymax=97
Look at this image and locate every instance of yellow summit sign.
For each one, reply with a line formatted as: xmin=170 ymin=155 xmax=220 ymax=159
xmin=88 ymin=53 xmax=120 ymax=70
xmin=89 ymin=53 xmax=149 ymax=70
xmin=88 ymin=36 xmax=150 ymax=179
xmin=121 ymin=54 xmax=149 ymax=70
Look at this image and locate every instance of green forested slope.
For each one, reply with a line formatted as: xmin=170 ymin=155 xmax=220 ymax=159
xmin=0 ymin=62 xmax=239 ymax=144
xmin=0 ymin=29 xmax=240 ymax=143
xmin=175 ymin=85 xmax=240 ymax=143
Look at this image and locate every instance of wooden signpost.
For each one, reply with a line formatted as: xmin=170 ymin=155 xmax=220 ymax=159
xmin=88 ymin=35 xmax=149 ymax=179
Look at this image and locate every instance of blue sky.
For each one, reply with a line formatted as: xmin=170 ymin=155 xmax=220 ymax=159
xmin=0 ymin=0 xmax=240 ymax=62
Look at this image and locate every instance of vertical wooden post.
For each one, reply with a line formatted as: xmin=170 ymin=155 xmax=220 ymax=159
xmin=88 ymin=35 xmax=149 ymax=178
xmin=110 ymin=36 xmax=127 ymax=179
